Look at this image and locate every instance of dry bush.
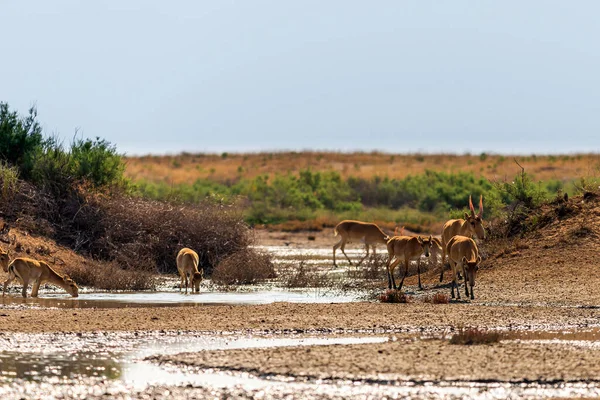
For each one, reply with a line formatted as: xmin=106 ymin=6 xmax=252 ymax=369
xmin=62 ymin=260 xmax=156 ymax=291
xmin=60 ymin=189 xmax=252 ymax=274
xmin=279 ymin=259 xmax=333 ymax=288
xmin=449 ymin=328 xmax=502 ymax=345
xmin=379 ymin=289 xmax=410 ymax=303
xmin=423 ymin=292 xmax=450 ymax=304
xmin=211 ymin=248 xmax=275 ymax=285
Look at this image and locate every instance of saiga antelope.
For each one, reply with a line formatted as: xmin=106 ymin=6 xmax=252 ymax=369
xmin=176 ymin=247 xmax=203 ymax=294
xmin=440 ymin=195 xmax=485 ymax=282
xmin=333 ymin=220 xmax=390 ymax=267
xmin=386 ymin=235 xmax=434 ymax=290
xmin=2 ymin=258 xmax=79 ymax=298
xmin=446 ymin=235 xmax=481 ymax=300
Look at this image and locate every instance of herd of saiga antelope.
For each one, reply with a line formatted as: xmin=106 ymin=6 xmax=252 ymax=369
xmin=334 ymin=195 xmax=485 ymax=300
xmin=1 ymin=195 xmax=484 ymax=301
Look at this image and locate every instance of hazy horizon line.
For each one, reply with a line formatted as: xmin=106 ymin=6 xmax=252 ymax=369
xmin=123 ymin=149 xmax=600 ymax=158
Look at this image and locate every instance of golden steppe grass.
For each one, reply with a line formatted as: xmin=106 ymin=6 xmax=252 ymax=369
xmin=124 ymin=152 xmax=600 ymax=184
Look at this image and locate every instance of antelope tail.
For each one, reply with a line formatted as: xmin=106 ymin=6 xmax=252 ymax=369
xmin=334 ymin=227 xmax=338 ymax=237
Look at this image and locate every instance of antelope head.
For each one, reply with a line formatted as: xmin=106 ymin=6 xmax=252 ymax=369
xmin=462 ymin=255 xmax=481 ymax=288
xmin=63 ymin=275 xmax=79 ymax=297
xmin=192 ymin=269 xmax=204 ymax=293
xmin=417 ymin=235 xmax=434 ymax=258
xmin=464 ymin=195 xmax=486 ymax=240
xmin=0 ymin=249 xmax=9 ymax=273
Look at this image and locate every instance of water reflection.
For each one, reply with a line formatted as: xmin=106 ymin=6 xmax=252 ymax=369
xmin=0 ymin=352 xmax=121 ymax=382
xmin=0 ymin=290 xmax=358 ymax=309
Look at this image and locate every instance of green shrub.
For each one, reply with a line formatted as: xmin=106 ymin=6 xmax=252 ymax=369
xmin=31 ymin=135 xmax=125 ymax=195
xmin=0 ymin=103 xmax=44 ymax=178
xmin=69 ymin=136 xmax=124 ymax=187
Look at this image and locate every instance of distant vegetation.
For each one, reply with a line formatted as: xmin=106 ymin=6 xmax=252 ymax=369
xmin=131 ymin=167 xmax=573 ymax=232
xmin=125 ymin=149 xmax=596 ymax=232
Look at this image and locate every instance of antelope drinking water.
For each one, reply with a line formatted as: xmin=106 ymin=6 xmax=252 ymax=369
xmin=176 ymin=247 xmax=204 ymax=294
xmin=446 ymin=235 xmax=481 ymax=300
xmin=2 ymin=258 xmax=79 ymax=298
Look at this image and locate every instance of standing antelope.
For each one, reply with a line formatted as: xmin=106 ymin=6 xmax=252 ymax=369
xmin=386 ymin=235 xmax=434 ymax=290
xmin=0 ymin=248 xmax=9 ymax=273
xmin=440 ymin=195 xmax=485 ymax=282
xmin=446 ymin=235 xmax=481 ymax=300
xmin=176 ymin=247 xmax=203 ymax=294
xmin=333 ymin=220 xmax=390 ymax=267
xmin=2 ymin=258 xmax=79 ymax=298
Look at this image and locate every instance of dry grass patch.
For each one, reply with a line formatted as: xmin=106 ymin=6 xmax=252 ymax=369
xmin=423 ymin=292 xmax=450 ymax=304
xmin=280 ymin=259 xmax=333 ymax=288
xmin=379 ymin=289 xmax=410 ymax=303
xmin=449 ymin=328 xmax=502 ymax=345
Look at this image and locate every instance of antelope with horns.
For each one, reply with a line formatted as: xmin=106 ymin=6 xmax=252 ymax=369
xmin=446 ymin=235 xmax=481 ymax=300
xmin=386 ymin=235 xmax=434 ymax=290
xmin=176 ymin=247 xmax=204 ymax=294
xmin=440 ymin=195 xmax=485 ymax=282
xmin=2 ymin=258 xmax=79 ymax=298
xmin=333 ymin=220 xmax=390 ymax=267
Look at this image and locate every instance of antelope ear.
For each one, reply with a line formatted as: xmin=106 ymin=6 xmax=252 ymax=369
xmin=428 ymin=235 xmax=433 ymax=242
xmin=462 ymin=256 xmax=468 ymax=264
xmin=417 ymin=236 xmax=423 ymax=244
xmin=464 ymin=212 xmax=470 ymax=220
xmin=200 ymin=269 xmax=204 ymax=277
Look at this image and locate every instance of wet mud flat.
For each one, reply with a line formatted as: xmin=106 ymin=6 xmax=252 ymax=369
xmin=2 ymin=296 xmax=600 ymax=399
xmin=2 ymin=329 xmax=600 ymax=400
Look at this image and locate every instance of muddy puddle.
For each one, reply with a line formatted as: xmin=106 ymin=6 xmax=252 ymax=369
xmin=2 ymin=329 xmax=600 ymax=399
xmin=0 ymin=289 xmax=359 ymax=309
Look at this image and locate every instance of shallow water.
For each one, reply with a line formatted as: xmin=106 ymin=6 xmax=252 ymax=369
xmin=0 ymin=289 xmax=359 ymax=309
xmin=1 ymin=330 xmax=600 ymax=399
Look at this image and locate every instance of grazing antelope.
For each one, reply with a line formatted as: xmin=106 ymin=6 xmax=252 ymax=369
xmin=386 ymin=235 xmax=434 ymax=290
xmin=0 ymin=248 xmax=10 ymax=273
xmin=2 ymin=258 xmax=79 ymax=298
xmin=333 ymin=220 xmax=390 ymax=267
xmin=176 ymin=247 xmax=203 ymax=294
xmin=440 ymin=195 xmax=485 ymax=282
xmin=446 ymin=235 xmax=481 ymax=300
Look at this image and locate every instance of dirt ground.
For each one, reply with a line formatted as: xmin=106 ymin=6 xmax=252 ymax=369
xmin=154 ymin=337 xmax=600 ymax=383
xmin=0 ymin=302 xmax=599 ymax=334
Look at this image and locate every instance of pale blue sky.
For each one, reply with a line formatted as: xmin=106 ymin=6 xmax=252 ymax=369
xmin=2 ymin=1 xmax=599 ymax=155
